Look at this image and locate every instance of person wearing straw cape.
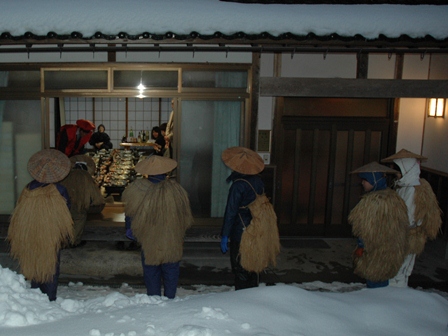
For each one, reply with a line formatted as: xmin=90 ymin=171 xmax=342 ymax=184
xmin=7 ymin=149 xmax=74 ymax=301
xmin=60 ymin=154 xmax=105 ymax=248
xmin=121 ymin=155 xmax=193 ymax=299
xmin=348 ymin=161 xmax=409 ymax=288
xmin=382 ymin=149 xmax=442 ymax=287
xmin=220 ymin=146 xmax=280 ymax=290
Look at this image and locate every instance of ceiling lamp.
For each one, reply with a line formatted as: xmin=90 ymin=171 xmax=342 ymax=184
xmin=137 ymin=71 xmax=145 ymax=98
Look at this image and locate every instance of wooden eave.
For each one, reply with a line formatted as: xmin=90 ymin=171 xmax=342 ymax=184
xmin=260 ymin=77 xmax=448 ymax=98
xmin=1 ymin=34 xmax=447 ymax=55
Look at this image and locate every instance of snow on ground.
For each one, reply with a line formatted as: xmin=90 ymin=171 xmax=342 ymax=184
xmin=1 ymin=265 xmax=447 ymax=336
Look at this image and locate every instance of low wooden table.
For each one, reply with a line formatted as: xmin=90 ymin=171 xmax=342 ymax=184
xmin=104 ymin=185 xmax=126 ymax=198
xmin=120 ymin=142 xmax=158 ymax=149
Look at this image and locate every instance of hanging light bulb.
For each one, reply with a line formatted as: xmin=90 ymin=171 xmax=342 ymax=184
xmin=137 ymin=70 xmax=146 ymax=96
xmin=137 ymin=82 xmax=145 ymax=91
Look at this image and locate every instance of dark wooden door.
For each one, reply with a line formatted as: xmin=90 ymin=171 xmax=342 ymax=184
xmin=274 ymin=98 xmax=393 ymax=237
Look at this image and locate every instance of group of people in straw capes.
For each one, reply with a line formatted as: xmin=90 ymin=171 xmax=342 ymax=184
xmin=349 ymin=149 xmax=442 ymax=288
xmin=6 ymin=143 xmax=441 ymax=301
xmin=6 ymin=144 xmax=280 ymax=300
xmin=121 ymin=146 xmax=280 ymax=297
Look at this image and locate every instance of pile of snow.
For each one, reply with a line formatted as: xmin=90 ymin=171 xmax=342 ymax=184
xmin=0 ymin=265 xmax=447 ymax=336
xmin=0 ymin=0 xmax=447 ymax=39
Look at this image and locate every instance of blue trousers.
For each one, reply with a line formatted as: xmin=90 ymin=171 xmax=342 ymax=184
xmin=141 ymin=253 xmax=179 ymax=299
xmin=31 ymin=252 xmax=60 ymax=301
xmin=366 ymin=279 xmax=389 ymax=288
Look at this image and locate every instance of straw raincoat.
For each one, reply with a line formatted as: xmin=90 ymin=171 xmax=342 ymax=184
xmin=7 ymin=149 xmax=73 ymax=301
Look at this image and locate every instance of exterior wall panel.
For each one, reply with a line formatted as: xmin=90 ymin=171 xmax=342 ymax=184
xmin=368 ymin=54 xmax=396 ymax=79
xmin=280 ymin=53 xmax=357 ymax=78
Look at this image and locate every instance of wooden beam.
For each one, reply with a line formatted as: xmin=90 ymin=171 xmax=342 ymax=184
xmin=107 ymin=44 xmax=116 ymax=62
xmin=260 ymin=77 xmax=448 ymax=98
xmin=356 ymin=53 xmax=368 ymax=79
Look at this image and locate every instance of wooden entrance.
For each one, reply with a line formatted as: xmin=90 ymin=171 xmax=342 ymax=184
xmin=273 ymin=98 xmax=394 ymax=237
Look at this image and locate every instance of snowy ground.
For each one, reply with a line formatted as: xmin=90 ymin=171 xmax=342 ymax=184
xmin=1 ymin=266 xmax=447 ymax=336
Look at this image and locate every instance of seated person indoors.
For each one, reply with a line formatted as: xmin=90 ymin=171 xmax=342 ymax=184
xmin=159 ymin=123 xmax=172 ymax=158
xmin=151 ymin=126 xmax=166 ymax=156
xmin=89 ymin=124 xmax=113 ymax=151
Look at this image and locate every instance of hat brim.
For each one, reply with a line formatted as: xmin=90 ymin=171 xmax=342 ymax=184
xmin=28 ymin=149 xmax=71 ymax=183
xmin=350 ymin=161 xmax=399 ymax=174
xmin=134 ymin=155 xmax=177 ymax=175
xmin=382 ymin=149 xmax=427 ymax=162
xmin=222 ymin=146 xmax=264 ymax=175
xmin=76 ymin=119 xmax=95 ymax=131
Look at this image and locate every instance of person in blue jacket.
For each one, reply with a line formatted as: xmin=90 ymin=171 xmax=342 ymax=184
xmin=220 ymin=146 xmax=265 ymax=290
xmin=8 ymin=149 xmax=73 ymax=301
xmin=122 ymin=155 xmax=193 ymax=299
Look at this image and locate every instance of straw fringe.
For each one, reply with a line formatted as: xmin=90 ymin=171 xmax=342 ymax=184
xmin=7 ymin=184 xmax=73 ymax=283
xmin=240 ymin=193 xmax=281 ymax=273
xmin=407 ymin=227 xmax=427 ymax=255
xmin=123 ymin=178 xmax=193 ymax=265
xmin=60 ymin=169 xmax=105 ymax=212
xmin=349 ymin=188 xmax=409 ymax=282
xmin=122 ymin=178 xmax=152 ymax=217
xmin=408 ymin=178 xmax=443 ymax=254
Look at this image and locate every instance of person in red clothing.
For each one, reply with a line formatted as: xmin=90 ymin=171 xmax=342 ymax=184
xmin=56 ymin=119 xmax=95 ymax=157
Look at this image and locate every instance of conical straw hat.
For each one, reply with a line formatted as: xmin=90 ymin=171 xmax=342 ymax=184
xmin=27 ymin=149 xmax=71 ymax=183
xmin=70 ymin=154 xmax=96 ymax=175
xmin=222 ymin=146 xmax=264 ymax=175
xmin=350 ymin=161 xmax=399 ymax=174
xmin=381 ymin=149 xmax=427 ymax=163
xmin=134 ymin=155 xmax=177 ymax=175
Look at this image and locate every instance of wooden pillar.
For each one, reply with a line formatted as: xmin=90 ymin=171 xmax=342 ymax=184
xmin=107 ymin=44 xmax=116 ymax=62
xmin=356 ymin=52 xmax=369 ymax=79
xmin=250 ymin=52 xmax=260 ymax=150
xmin=271 ymin=53 xmax=282 ymax=164
xmin=388 ymin=53 xmax=404 ymax=155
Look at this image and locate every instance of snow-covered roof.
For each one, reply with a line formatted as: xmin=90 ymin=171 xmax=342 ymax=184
xmin=0 ymin=0 xmax=447 ymax=50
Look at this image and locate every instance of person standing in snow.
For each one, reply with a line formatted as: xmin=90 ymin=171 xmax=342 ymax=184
xmin=382 ymin=149 xmax=442 ymax=287
xmin=60 ymin=155 xmax=105 ymax=248
xmin=121 ymin=155 xmax=193 ymax=299
xmin=348 ymin=161 xmax=409 ymax=288
xmin=220 ymin=146 xmax=280 ymax=290
xmin=7 ymin=149 xmax=73 ymax=301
